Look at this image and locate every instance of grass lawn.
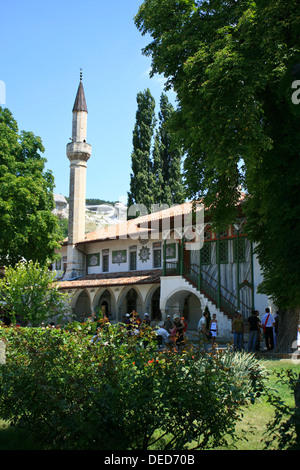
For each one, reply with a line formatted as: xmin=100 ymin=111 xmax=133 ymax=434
xmin=215 ymin=358 xmax=299 ymax=450
xmin=0 ymin=357 xmax=299 ymax=450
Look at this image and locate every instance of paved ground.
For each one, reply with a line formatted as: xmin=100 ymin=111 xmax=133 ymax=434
xmin=180 ymin=329 xmax=299 ymax=359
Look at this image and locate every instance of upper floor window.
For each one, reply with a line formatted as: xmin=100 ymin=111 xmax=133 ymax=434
xmin=129 ymin=246 xmax=137 ymax=271
xmin=102 ymin=249 xmax=109 ymax=272
xmin=153 ymin=242 xmax=162 ymax=268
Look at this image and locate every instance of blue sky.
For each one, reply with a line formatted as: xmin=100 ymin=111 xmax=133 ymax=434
xmin=1 ymin=0 xmax=176 ymax=203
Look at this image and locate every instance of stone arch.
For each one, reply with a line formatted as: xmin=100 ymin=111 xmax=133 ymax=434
xmin=117 ymin=286 xmax=144 ymax=322
xmin=93 ymin=287 xmax=117 ymax=321
xmin=145 ymin=285 xmax=161 ymax=321
xmin=162 ymin=288 xmax=204 ymax=329
xmin=72 ymin=289 xmax=92 ymax=321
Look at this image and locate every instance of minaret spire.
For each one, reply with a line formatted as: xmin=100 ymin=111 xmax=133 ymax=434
xmin=72 ymin=70 xmax=87 ymax=114
xmin=65 ymin=72 xmax=92 ymax=279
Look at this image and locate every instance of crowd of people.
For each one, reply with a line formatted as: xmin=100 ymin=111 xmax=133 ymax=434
xmin=197 ymin=307 xmax=288 ymax=353
xmin=84 ymin=306 xmax=300 ymax=354
xmin=112 ymin=306 xmax=284 ymax=353
xmin=121 ymin=310 xmax=188 ymax=349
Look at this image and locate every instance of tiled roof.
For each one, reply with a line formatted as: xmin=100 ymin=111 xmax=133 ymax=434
xmin=78 ymin=202 xmax=199 ymax=245
xmin=58 ymin=269 xmax=162 ymax=290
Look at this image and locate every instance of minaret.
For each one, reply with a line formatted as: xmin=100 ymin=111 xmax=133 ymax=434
xmin=65 ymin=70 xmax=92 ymax=279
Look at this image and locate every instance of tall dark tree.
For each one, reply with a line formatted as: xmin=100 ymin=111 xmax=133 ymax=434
xmin=0 ymin=107 xmax=60 ymax=266
xmin=151 ymin=131 xmax=164 ymax=208
xmin=155 ymin=93 xmax=185 ymax=206
xmin=135 ymin=0 xmax=300 ymax=351
xmin=128 ymin=91 xmax=185 ymax=214
xmin=128 ymin=88 xmax=156 ymax=214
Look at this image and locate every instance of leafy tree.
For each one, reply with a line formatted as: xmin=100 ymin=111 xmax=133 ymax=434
xmin=55 ymin=215 xmax=69 ymax=239
xmin=128 ymin=89 xmax=156 ymax=213
xmin=0 ymin=107 xmax=60 ymax=266
xmin=134 ymin=0 xmax=300 ymax=351
xmin=0 ymin=260 xmax=70 ymax=326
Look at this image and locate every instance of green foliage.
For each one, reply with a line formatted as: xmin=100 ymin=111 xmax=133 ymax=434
xmin=0 ymin=107 xmax=61 ymax=266
xmin=264 ymin=368 xmax=300 ymax=450
xmin=128 ymin=88 xmax=156 ymax=212
xmin=85 ymin=198 xmax=117 ymax=205
xmin=0 ymin=324 xmax=267 ymax=450
xmin=153 ymin=93 xmax=185 ymax=207
xmin=128 ymin=90 xmax=185 ymax=213
xmin=135 ymin=0 xmax=300 ymax=228
xmin=0 ymin=260 xmax=70 ymax=326
xmin=55 ymin=215 xmax=68 ymax=239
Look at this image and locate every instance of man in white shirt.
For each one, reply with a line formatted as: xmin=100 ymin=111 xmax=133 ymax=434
xmin=156 ymin=322 xmax=171 ymax=348
xmin=261 ymin=308 xmax=275 ymax=350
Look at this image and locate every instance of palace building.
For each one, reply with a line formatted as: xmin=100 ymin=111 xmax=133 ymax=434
xmin=53 ymin=76 xmax=270 ymax=337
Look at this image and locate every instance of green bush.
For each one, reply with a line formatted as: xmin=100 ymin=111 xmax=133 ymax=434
xmin=0 ymin=324 xmax=267 ymax=450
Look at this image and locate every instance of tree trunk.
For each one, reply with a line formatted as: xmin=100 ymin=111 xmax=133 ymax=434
xmin=275 ymin=308 xmax=300 ymax=353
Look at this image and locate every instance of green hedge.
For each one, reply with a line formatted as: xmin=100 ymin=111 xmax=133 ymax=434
xmin=0 ymin=323 xmax=267 ymax=450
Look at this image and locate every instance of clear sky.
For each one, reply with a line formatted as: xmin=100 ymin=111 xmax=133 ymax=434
xmin=1 ymin=0 xmax=176 ymax=203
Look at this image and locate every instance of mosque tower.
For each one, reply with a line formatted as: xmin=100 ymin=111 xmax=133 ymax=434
xmin=65 ymin=70 xmax=92 ymax=279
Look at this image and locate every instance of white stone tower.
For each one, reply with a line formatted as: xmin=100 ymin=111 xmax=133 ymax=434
xmin=65 ymin=71 xmax=92 ymax=279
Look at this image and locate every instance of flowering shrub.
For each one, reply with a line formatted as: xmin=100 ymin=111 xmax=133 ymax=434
xmin=0 ymin=324 xmax=267 ymax=450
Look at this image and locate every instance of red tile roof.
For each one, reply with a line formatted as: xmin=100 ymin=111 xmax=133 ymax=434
xmin=58 ymin=269 xmax=162 ymax=290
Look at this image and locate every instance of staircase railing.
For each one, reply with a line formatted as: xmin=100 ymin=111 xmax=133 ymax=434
xmin=165 ymin=261 xmax=251 ymax=318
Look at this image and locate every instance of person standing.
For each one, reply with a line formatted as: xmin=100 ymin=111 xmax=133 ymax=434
xmin=197 ymin=311 xmax=209 ymax=350
xmin=163 ymin=314 xmax=173 ymax=333
xmin=232 ymin=311 xmax=244 ymax=351
xmin=209 ymin=314 xmax=218 ymax=348
xmin=261 ymin=308 xmax=275 ymax=350
xmin=143 ymin=313 xmax=151 ymax=326
xmin=247 ymin=310 xmax=261 ymax=352
xmin=172 ymin=315 xmax=185 ymax=347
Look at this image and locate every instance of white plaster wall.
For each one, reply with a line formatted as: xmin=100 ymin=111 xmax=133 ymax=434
xmin=86 ymin=237 xmax=178 ymax=274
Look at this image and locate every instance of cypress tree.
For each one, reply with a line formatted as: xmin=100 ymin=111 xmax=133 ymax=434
xmin=154 ymin=93 xmax=185 ymax=206
xmin=128 ymin=91 xmax=185 ymax=217
xmin=127 ymin=89 xmax=156 ymax=214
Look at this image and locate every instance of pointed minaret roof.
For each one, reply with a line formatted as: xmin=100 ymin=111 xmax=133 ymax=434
xmin=72 ymin=70 xmax=88 ymax=112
